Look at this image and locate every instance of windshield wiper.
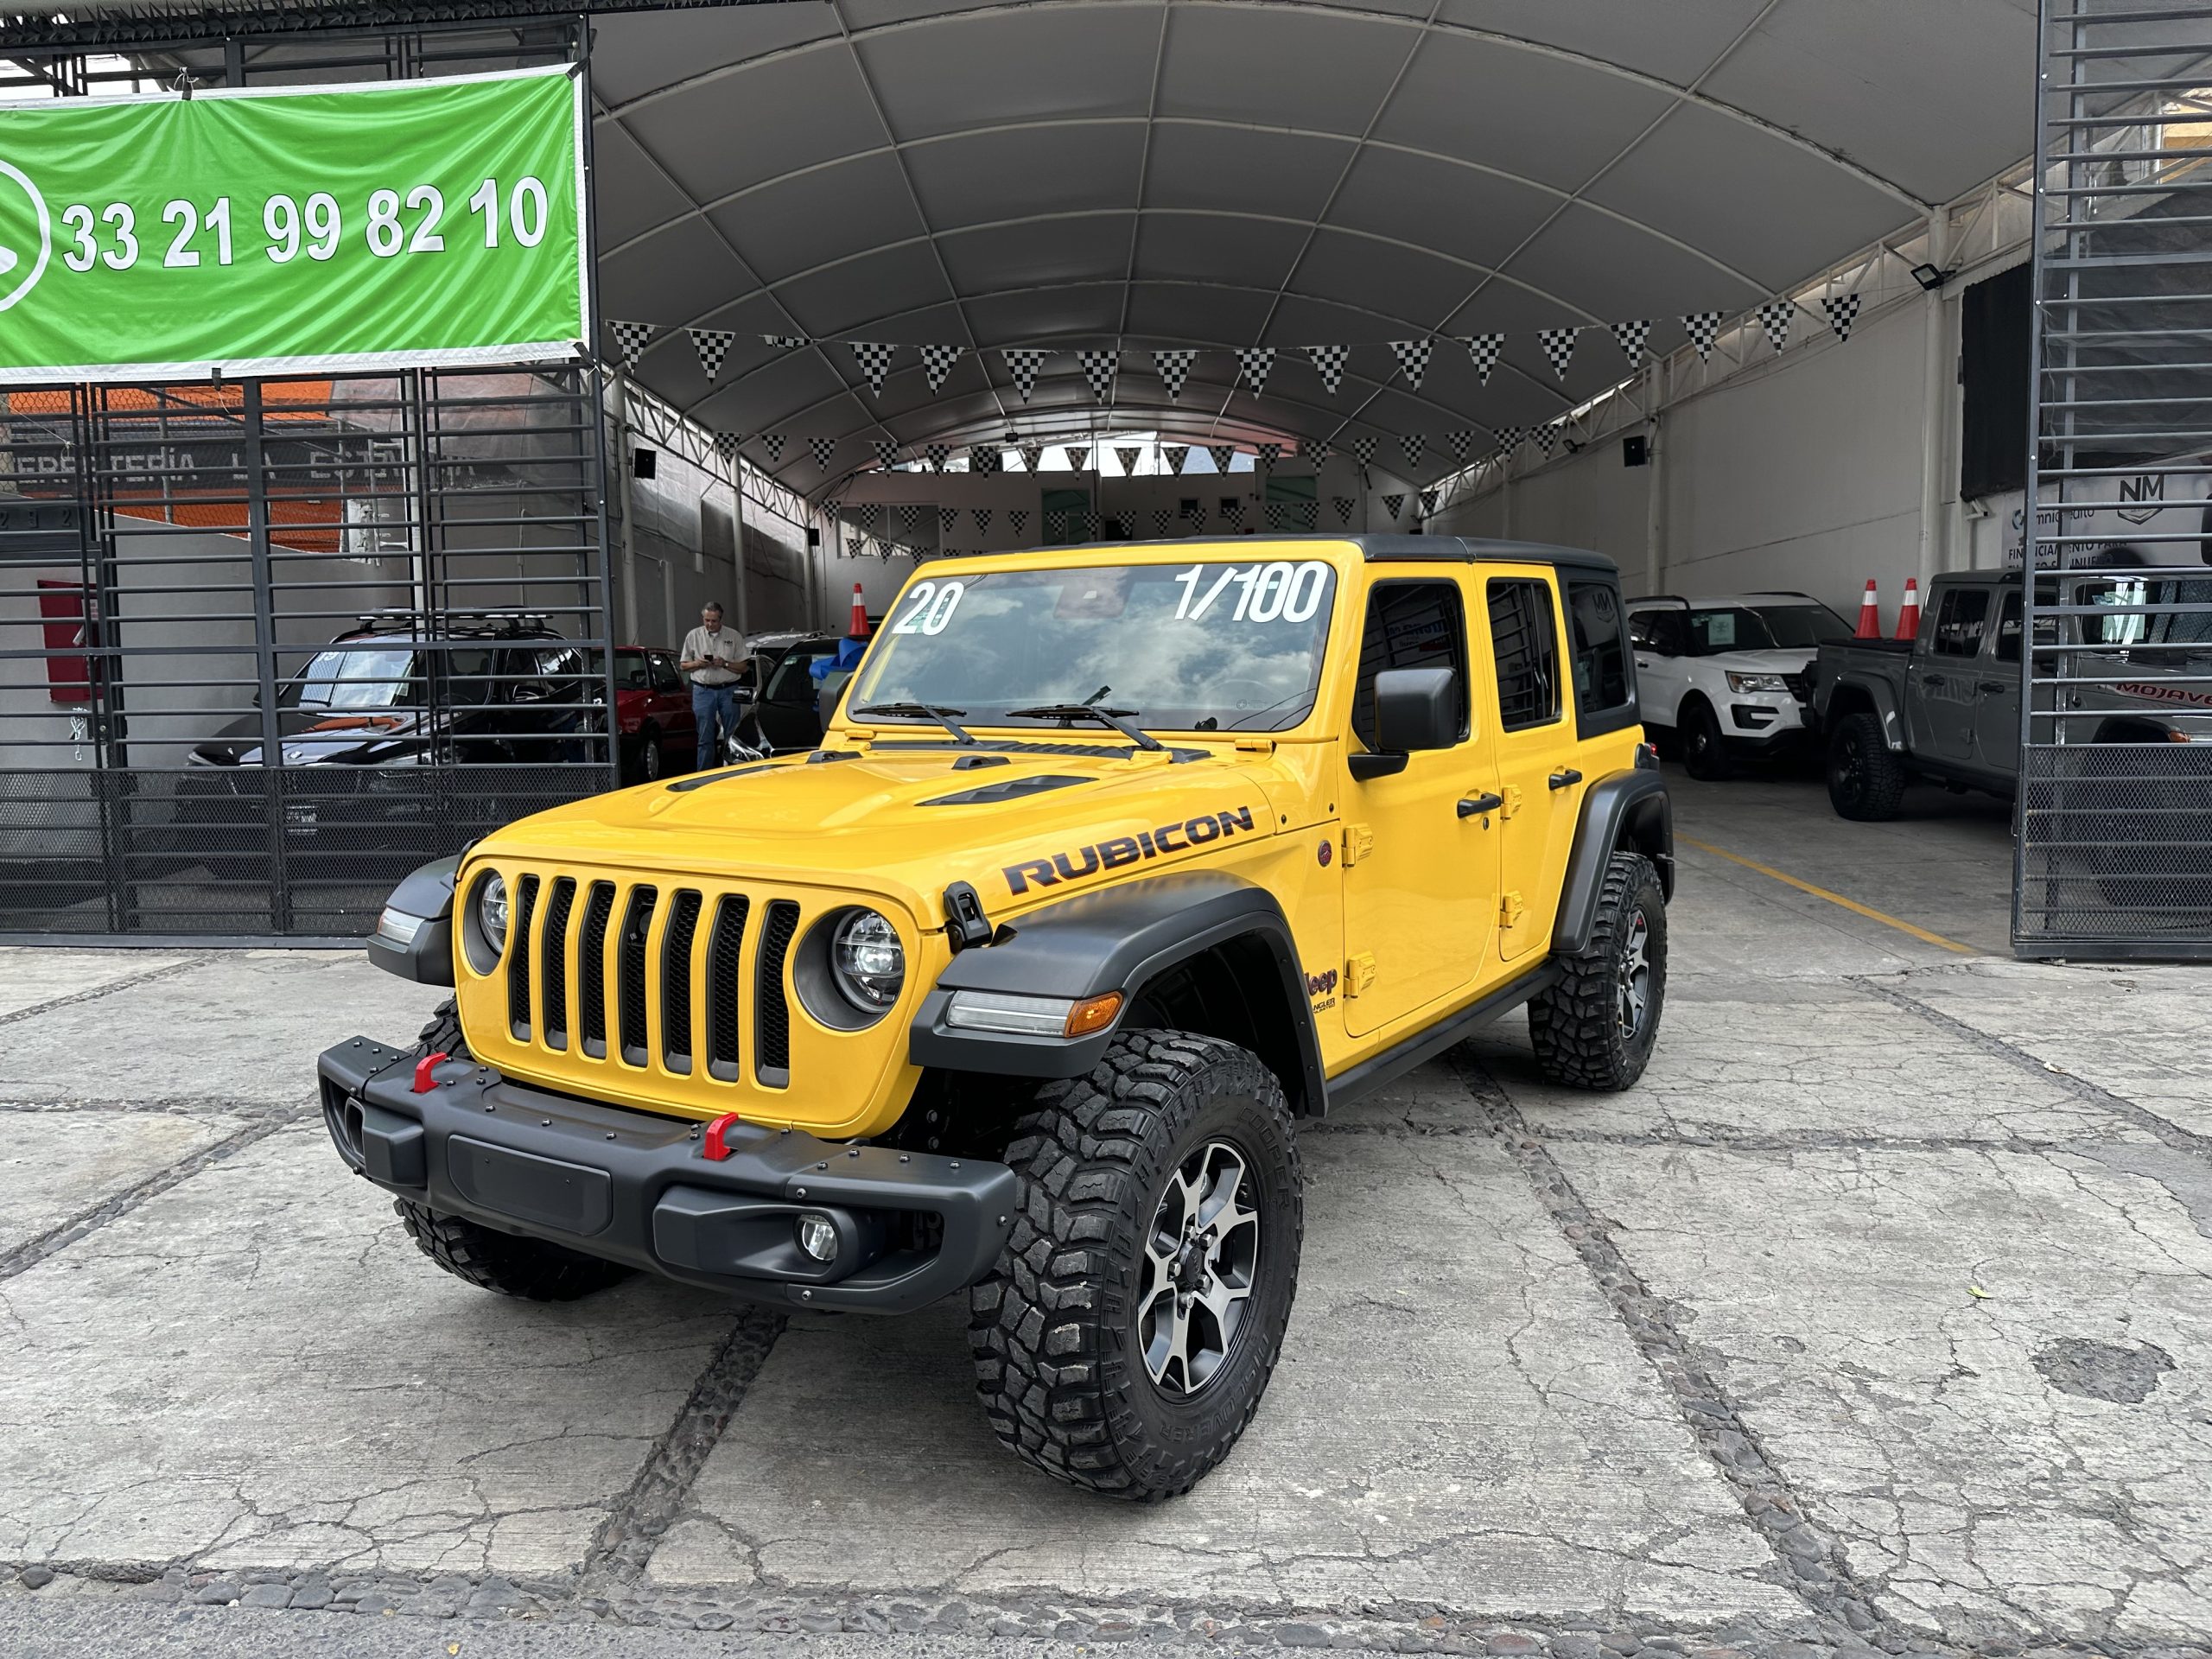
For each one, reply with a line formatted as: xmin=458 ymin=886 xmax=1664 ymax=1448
xmin=1005 ymin=701 xmax=1165 ymax=752
xmin=850 ymin=702 xmax=978 ymax=746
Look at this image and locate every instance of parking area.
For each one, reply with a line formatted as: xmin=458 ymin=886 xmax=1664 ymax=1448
xmin=1 ymin=778 xmax=2204 ymax=1657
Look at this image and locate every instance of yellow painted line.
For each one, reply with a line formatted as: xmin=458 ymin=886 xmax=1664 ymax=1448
xmin=1677 ymin=835 xmax=1977 ymax=955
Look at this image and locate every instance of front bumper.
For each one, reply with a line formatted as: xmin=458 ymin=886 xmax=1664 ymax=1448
xmin=316 ymin=1037 xmax=1016 ymax=1313
xmin=1723 ymin=692 xmax=1812 ymax=748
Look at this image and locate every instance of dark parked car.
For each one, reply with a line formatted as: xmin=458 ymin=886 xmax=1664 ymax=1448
xmin=737 ymin=632 xmax=843 ymax=755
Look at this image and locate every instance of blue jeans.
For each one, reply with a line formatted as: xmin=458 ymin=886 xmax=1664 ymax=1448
xmin=692 ymin=683 xmax=737 ymax=771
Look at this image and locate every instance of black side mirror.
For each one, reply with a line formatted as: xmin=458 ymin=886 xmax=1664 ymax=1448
xmin=1351 ymin=667 xmax=1460 ymax=779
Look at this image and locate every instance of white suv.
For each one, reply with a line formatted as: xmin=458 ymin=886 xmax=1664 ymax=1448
xmin=1627 ymin=593 xmax=1855 ymax=779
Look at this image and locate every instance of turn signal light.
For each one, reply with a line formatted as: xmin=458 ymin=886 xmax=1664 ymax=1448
xmin=1065 ymin=992 xmax=1122 ymax=1038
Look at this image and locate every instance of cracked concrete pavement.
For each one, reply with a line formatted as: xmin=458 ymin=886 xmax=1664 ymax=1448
xmin=0 ymin=773 xmax=2207 ymax=1656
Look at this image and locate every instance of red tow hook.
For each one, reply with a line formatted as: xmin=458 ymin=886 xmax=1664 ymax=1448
xmin=412 ymin=1051 xmax=449 ymax=1094
xmin=702 ymin=1111 xmax=744 ymax=1161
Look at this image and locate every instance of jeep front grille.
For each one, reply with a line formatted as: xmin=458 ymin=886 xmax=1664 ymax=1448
xmin=486 ymin=870 xmax=804 ymax=1096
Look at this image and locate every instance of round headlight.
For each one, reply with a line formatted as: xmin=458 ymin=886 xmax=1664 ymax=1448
xmin=830 ymin=908 xmax=905 ymax=1010
xmin=478 ymin=873 xmax=510 ymax=955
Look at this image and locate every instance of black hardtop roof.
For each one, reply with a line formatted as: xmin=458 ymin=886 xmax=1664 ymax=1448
xmin=968 ymin=532 xmax=1620 ymax=575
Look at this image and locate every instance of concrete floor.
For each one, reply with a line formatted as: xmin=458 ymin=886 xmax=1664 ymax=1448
xmin=1 ymin=771 xmax=2207 ymax=1659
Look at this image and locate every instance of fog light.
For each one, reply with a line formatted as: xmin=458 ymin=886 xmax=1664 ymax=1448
xmin=795 ymin=1213 xmax=838 ymax=1264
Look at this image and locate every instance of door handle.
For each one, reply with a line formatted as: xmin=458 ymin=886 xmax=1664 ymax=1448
xmin=1978 ymin=680 xmax=2008 ymax=695
xmin=1548 ymin=768 xmax=1582 ymax=790
xmin=1923 ymin=673 xmax=1945 ymax=688
xmin=1458 ymin=792 xmax=1504 ymax=818
xmin=1635 ymin=658 xmax=1651 ymax=669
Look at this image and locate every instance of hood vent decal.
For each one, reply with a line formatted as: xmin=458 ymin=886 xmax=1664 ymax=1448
xmin=922 ymin=773 xmax=1093 ymax=807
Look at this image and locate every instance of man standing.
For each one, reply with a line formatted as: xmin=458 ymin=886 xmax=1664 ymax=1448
xmin=680 ymin=601 xmax=743 ymax=771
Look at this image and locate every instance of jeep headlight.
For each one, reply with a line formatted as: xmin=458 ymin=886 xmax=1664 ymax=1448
xmin=478 ymin=872 xmax=510 ymax=954
xmin=830 ymin=909 xmax=905 ymax=1011
xmin=1726 ymin=671 xmax=1789 ymax=694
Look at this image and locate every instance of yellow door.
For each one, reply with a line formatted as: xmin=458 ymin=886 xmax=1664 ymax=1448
xmin=1476 ymin=569 xmax=1583 ymax=963
xmin=1338 ymin=574 xmax=1500 ymax=1037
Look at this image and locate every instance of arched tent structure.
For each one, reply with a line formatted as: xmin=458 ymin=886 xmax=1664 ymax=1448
xmin=583 ymin=0 xmax=2039 ymax=499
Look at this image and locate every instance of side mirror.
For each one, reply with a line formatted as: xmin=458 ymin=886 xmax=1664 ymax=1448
xmin=1351 ymin=667 xmax=1459 ymax=779
xmin=511 ymin=678 xmax=555 ymax=703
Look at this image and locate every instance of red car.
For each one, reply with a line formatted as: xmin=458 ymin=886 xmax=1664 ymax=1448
xmin=607 ymin=645 xmax=697 ymax=783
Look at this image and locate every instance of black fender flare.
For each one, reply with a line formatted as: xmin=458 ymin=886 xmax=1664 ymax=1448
xmin=1552 ymin=770 xmax=1674 ymax=957
xmin=365 ymin=855 xmax=460 ymax=987
xmin=908 ymin=871 xmax=1327 ymax=1115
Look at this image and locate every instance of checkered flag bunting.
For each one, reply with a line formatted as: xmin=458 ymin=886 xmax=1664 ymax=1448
xmin=1161 ymin=444 xmax=1188 ymax=474
xmin=921 ymin=343 xmax=963 ymax=391
xmin=1464 ymin=333 xmax=1505 ymax=385
xmin=713 ymin=430 xmax=742 ymax=467
xmin=1418 ymin=487 xmax=1440 ymax=518
xmin=1206 ymin=444 xmax=1236 ymax=474
xmin=1382 ymin=493 xmax=1405 ymax=522
xmin=1758 ymin=299 xmax=1795 ymax=353
xmin=1001 ymin=348 xmax=1047 ymax=401
xmin=1046 ymin=512 xmax=1068 ymax=541
xmin=823 ymin=499 xmax=842 ymax=518
xmin=1154 ymin=348 xmax=1197 ymax=399
xmin=859 ymin=503 xmax=880 ymax=531
xmin=1018 ymin=443 xmax=1044 ymax=474
xmin=1402 ymin=433 xmax=1425 ymax=468
xmin=1221 ymin=499 xmax=1243 ymax=528
xmin=1077 ymin=349 xmax=1118 ymax=403
xmin=761 ymin=334 xmax=809 ymax=351
xmin=897 ymin=505 xmax=919 ymax=534
xmin=1535 ymin=425 xmax=1558 ymax=456
xmin=1009 ymin=509 xmax=1029 ymax=538
xmin=608 ymin=320 xmax=653 ymax=372
xmin=1255 ymin=442 xmax=1282 ymax=467
xmin=1494 ymin=426 xmax=1522 ymax=454
xmin=1182 ymin=500 xmax=1206 ymax=525
xmin=1332 ymin=495 xmax=1356 ymax=525
xmin=760 ymin=434 xmax=785 ymax=464
xmin=973 ymin=508 xmax=992 ymax=535
xmin=849 ymin=341 xmax=897 ymax=396
xmin=1065 ymin=446 xmax=1090 ymax=473
xmin=1444 ymin=429 xmax=1473 ymax=463
xmin=1300 ymin=438 xmax=1332 ymax=464
xmin=1306 ymin=344 xmax=1350 ymax=396
xmin=1681 ymin=312 xmax=1722 ymax=362
xmin=939 ymin=507 xmax=957 ymax=536
xmin=970 ymin=444 xmax=1002 ymax=475
xmin=1236 ymin=346 xmax=1274 ymax=395
xmin=874 ymin=440 xmax=900 ymax=471
xmin=1083 ymin=510 xmax=1102 ymax=538
xmin=1611 ymin=319 xmax=1654 ymax=363
xmin=1294 ymin=501 xmax=1318 ymax=530
xmin=1265 ymin=502 xmax=1290 ymax=530
xmin=808 ymin=437 xmax=838 ymax=471
xmin=1538 ymin=327 xmax=1577 ymax=379
xmin=1350 ymin=436 xmax=1377 ymax=467
xmin=1389 ymin=339 xmax=1433 ymax=391
xmin=689 ymin=328 xmax=736 ymax=380
xmin=1152 ymin=508 xmax=1173 ymax=538
xmin=1822 ymin=294 xmax=1861 ymax=342
xmin=1116 ymin=444 xmax=1145 ymax=476
xmin=925 ymin=442 xmax=950 ymax=473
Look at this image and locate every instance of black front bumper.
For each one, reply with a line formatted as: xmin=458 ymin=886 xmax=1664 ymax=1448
xmin=316 ymin=1037 xmax=1016 ymax=1313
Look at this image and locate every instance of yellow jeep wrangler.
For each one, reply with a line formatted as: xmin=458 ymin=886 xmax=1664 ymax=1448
xmin=320 ymin=535 xmax=1672 ymax=1499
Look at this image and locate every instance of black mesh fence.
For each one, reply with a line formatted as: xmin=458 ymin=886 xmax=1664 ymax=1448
xmin=2019 ymin=0 xmax=2212 ymax=957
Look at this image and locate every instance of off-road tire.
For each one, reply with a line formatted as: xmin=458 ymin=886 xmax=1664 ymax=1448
xmin=969 ymin=1031 xmax=1303 ymax=1500
xmin=1529 ymin=852 xmax=1667 ymax=1091
xmin=1827 ymin=711 xmax=1907 ymax=821
xmin=391 ymin=1000 xmax=632 ymax=1303
xmin=1680 ymin=698 xmax=1732 ymax=780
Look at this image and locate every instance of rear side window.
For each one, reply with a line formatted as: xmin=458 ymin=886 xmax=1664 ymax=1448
xmin=1488 ymin=579 xmax=1561 ymax=731
xmin=1933 ymin=588 xmax=1992 ymax=658
xmin=1565 ymin=580 xmax=1630 ymax=720
xmin=1350 ymin=581 xmax=1469 ymax=750
xmin=1995 ymin=592 xmax=2023 ymax=664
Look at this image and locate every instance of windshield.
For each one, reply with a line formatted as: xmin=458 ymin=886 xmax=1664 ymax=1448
xmin=849 ymin=558 xmax=1341 ymax=733
xmin=284 ymin=645 xmax=416 ymax=710
xmin=1751 ymin=604 xmax=1853 ymax=648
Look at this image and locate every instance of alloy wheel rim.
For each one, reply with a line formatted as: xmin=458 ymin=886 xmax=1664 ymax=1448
xmin=1617 ymin=909 xmax=1651 ymax=1038
xmin=1138 ymin=1139 xmax=1262 ymax=1397
xmin=643 ymin=742 xmax=662 ymax=779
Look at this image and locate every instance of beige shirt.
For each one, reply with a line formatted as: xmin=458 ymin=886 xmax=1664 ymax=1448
xmin=681 ymin=626 xmax=741 ymax=686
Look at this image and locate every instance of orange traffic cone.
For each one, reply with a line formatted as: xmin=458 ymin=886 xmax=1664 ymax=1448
xmin=1894 ymin=577 xmax=1922 ymax=640
xmin=849 ymin=582 xmax=870 ymax=639
xmin=1853 ymin=579 xmax=1882 ymax=639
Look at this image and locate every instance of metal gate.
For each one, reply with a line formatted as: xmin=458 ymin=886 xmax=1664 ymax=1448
xmin=0 ymin=19 xmax=615 ymax=942
xmin=2018 ymin=0 xmax=2212 ymax=957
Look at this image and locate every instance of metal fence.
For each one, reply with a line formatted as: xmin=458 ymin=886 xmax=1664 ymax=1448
xmin=2018 ymin=0 xmax=2212 ymax=957
xmin=0 ymin=18 xmax=614 ymax=942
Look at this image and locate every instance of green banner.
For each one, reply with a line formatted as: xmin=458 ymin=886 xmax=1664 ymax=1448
xmin=0 ymin=67 xmax=588 ymax=383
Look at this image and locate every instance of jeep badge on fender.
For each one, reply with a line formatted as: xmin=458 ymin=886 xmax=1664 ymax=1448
xmin=318 ymin=536 xmax=1672 ymax=1501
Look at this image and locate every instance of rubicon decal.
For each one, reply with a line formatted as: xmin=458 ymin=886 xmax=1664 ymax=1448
xmin=1003 ymin=805 xmax=1257 ymax=895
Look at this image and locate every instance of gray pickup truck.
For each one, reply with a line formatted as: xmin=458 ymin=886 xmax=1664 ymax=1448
xmin=1811 ymin=566 xmax=2212 ymax=823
